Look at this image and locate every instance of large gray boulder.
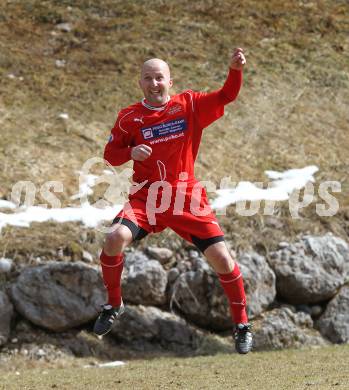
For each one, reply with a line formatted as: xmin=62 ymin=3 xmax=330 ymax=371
xmin=146 ymin=246 xmax=174 ymax=267
xmin=170 ymin=258 xmax=230 ymax=330
xmin=269 ymin=234 xmax=348 ymax=304
xmin=111 ymin=305 xmax=203 ymax=351
xmin=315 ymin=285 xmax=349 ymax=344
xmin=253 ymin=307 xmax=327 ymax=350
xmin=170 ymin=252 xmax=276 ymax=331
xmin=10 ymin=262 xmax=105 ymax=331
xmin=239 ymin=252 xmax=276 ymax=318
xmin=122 ymin=251 xmax=168 ymax=306
xmin=0 ymin=290 xmax=13 ymax=346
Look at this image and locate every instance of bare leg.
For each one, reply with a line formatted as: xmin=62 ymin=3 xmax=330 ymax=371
xmin=203 ymin=241 xmax=235 ymax=274
xmin=103 ymin=224 xmax=133 ymax=256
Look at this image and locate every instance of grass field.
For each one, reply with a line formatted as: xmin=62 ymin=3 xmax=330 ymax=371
xmin=1 ymin=345 xmax=348 ymax=389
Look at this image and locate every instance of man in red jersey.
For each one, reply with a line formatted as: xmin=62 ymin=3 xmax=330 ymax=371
xmin=94 ymin=48 xmax=253 ymax=354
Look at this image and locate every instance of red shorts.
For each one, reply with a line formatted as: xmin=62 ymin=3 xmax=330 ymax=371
xmin=113 ymin=181 xmax=224 ymax=252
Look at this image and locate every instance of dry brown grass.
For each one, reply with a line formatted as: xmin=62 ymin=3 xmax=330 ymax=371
xmin=0 ymin=0 xmax=348 ymax=259
xmin=1 ymin=344 xmax=349 ymax=390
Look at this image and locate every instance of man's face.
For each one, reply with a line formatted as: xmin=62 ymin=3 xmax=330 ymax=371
xmin=139 ymin=59 xmax=173 ymax=106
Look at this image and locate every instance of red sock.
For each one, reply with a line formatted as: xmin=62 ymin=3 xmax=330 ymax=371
xmin=100 ymin=250 xmax=123 ymax=307
xmin=218 ymin=263 xmax=248 ymax=324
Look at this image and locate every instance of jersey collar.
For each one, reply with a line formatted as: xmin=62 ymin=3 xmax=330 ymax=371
xmin=141 ymin=96 xmax=170 ymax=111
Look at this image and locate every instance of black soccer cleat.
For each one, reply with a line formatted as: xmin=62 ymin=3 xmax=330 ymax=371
xmin=93 ymin=301 xmax=125 ymax=336
xmin=234 ymin=323 xmax=253 ymax=354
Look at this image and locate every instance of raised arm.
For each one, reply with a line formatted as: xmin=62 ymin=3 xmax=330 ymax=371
xmin=193 ymin=48 xmax=246 ymax=129
xmin=220 ymin=47 xmax=245 ymax=102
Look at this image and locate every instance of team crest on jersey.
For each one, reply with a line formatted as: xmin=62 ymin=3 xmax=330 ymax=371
xmin=168 ymin=104 xmax=183 ymax=115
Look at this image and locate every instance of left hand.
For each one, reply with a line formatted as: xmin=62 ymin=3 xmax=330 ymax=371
xmin=230 ymin=48 xmax=246 ymax=70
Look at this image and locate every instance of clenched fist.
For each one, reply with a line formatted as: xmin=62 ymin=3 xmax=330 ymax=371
xmin=230 ymin=48 xmax=246 ymax=70
xmin=131 ymin=144 xmax=152 ymax=161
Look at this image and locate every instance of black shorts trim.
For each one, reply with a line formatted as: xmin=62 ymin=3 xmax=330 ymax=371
xmin=112 ymin=217 xmax=149 ymax=242
xmin=190 ymin=235 xmax=225 ymax=253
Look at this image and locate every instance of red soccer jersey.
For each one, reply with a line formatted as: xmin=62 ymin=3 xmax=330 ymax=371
xmin=104 ymin=68 xmax=242 ymax=185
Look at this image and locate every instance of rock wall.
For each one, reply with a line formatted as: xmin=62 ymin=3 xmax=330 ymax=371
xmin=0 ymin=232 xmax=348 ymax=360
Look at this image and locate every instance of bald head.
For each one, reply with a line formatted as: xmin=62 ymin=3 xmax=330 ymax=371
xmin=139 ymin=58 xmax=173 ymax=107
xmin=141 ymin=58 xmax=171 ymax=78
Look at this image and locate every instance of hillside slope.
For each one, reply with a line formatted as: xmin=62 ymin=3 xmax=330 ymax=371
xmin=0 ymin=0 xmax=348 ymax=258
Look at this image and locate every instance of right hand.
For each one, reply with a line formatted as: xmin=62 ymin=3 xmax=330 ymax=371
xmin=230 ymin=47 xmax=246 ymax=70
xmin=131 ymin=144 xmax=152 ymax=161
